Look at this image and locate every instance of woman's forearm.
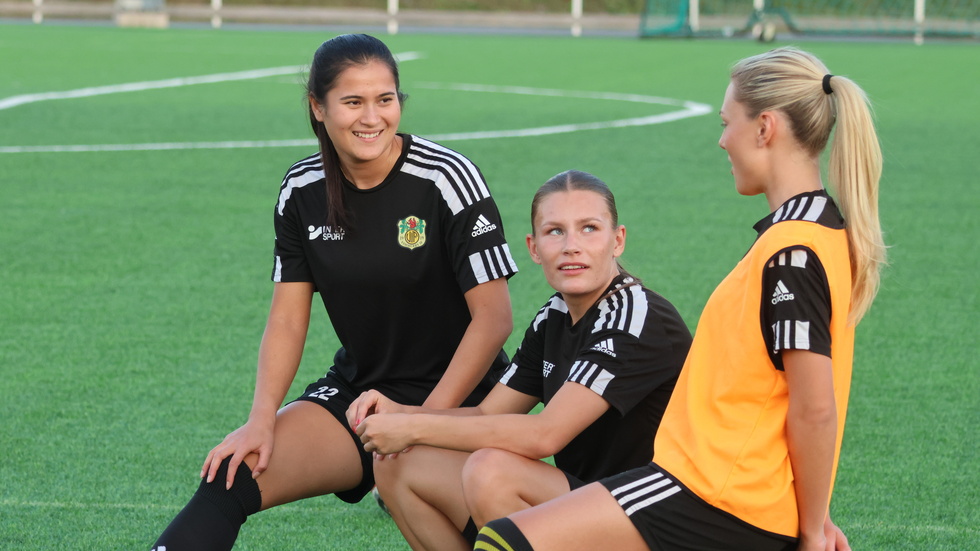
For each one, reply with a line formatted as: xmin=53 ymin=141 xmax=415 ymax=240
xmin=424 ymin=278 xmax=513 ymax=409
xmin=783 ymin=350 xmax=838 ymax=543
xmin=249 ymin=283 xmax=313 ymax=421
xmin=786 ymin=398 xmax=837 ymax=541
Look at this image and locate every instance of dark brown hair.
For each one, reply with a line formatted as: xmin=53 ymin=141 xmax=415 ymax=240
xmin=306 ymin=34 xmax=407 ymax=229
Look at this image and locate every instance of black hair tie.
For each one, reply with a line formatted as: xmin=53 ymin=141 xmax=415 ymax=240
xmin=822 ymin=74 xmax=834 ymax=95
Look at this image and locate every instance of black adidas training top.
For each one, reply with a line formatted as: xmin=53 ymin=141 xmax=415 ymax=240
xmin=273 ymin=134 xmax=518 ymax=402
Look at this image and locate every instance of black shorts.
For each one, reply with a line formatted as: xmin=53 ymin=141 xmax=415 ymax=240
xmin=290 ymin=369 xmax=497 ymax=504
xmin=598 ymin=463 xmax=797 ymax=551
xmin=290 ymin=371 xmax=377 ymax=504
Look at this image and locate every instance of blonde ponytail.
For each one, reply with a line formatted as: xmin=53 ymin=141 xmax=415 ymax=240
xmin=731 ymin=47 xmax=886 ymax=325
xmin=826 ymin=75 xmax=886 ymax=324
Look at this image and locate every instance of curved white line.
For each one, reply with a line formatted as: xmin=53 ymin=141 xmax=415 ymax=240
xmin=0 ymin=66 xmax=306 ymax=111
xmin=0 ymin=58 xmax=711 ymax=153
xmin=0 ymin=139 xmax=317 ymax=154
xmin=0 ymin=52 xmax=424 ymax=112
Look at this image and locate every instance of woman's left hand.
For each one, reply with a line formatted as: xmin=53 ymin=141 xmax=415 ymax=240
xmin=346 ymin=389 xmax=407 ymax=431
xmin=822 ymin=516 xmax=850 ymax=551
xmin=355 ymin=413 xmax=414 ymax=456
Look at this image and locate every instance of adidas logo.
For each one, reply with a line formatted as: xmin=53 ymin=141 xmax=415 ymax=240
xmin=471 ymin=214 xmax=498 ymax=237
xmin=771 ymin=280 xmax=795 ymax=305
xmin=591 ymin=338 xmax=617 ymax=357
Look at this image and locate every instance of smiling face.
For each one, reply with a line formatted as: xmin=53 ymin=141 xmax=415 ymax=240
xmin=310 ymin=59 xmax=402 ymax=178
xmin=527 ymin=189 xmax=626 ymax=321
xmin=718 ymin=82 xmax=767 ymax=197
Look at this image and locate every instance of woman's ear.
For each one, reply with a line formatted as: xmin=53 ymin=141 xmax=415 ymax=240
xmin=310 ymin=95 xmax=325 ymax=123
xmin=526 ymin=234 xmax=542 ymax=265
xmin=612 ymin=225 xmax=626 ymax=258
xmin=757 ymin=111 xmax=778 ymax=147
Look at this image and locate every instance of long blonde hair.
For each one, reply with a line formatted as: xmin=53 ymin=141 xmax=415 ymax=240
xmin=731 ymin=47 xmax=885 ymax=325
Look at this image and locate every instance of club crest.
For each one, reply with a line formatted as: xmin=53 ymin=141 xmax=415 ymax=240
xmin=397 ymin=216 xmax=426 ymax=250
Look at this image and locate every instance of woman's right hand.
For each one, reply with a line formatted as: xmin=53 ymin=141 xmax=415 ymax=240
xmin=346 ymin=389 xmax=406 ymax=431
xmin=200 ymin=415 xmax=276 ymax=490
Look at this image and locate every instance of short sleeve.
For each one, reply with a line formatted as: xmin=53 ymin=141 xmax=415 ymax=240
xmin=567 ymin=286 xmax=690 ymax=416
xmin=443 ymin=196 xmax=519 ymax=294
xmin=406 ymin=137 xmax=518 ymax=293
xmin=567 ymin=331 xmax=682 ymax=417
xmin=497 ymin=301 xmax=555 ymax=400
xmin=761 ymin=245 xmax=832 ymax=369
xmin=271 ymin=174 xmax=315 ymax=284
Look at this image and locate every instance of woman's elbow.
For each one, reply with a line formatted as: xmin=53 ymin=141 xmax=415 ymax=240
xmin=525 ymin=429 xmax=569 ymax=459
xmin=497 ymin=316 xmax=514 ymax=340
xmin=789 ymin=402 xmax=837 ymax=428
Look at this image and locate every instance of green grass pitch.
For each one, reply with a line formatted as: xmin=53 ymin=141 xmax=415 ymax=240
xmin=0 ymin=22 xmax=977 ymax=549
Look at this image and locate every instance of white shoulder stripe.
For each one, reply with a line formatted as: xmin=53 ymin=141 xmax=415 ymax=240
xmin=771 ymin=320 xmax=812 ymax=352
xmin=769 ymin=249 xmax=810 ymax=269
xmin=413 ymin=137 xmax=489 ymax=197
xmin=802 ymin=195 xmax=828 ymax=221
xmin=772 ymin=194 xmax=829 ymax=223
xmin=791 ymin=249 xmax=809 ymax=268
xmin=498 ymin=363 xmax=519 ymax=386
xmin=468 ymin=244 xmax=518 ymax=285
xmin=532 ymin=295 xmax=568 ymax=332
xmin=593 ymin=284 xmax=647 ymax=338
xmin=273 ymin=255 xmax=283 ymax=282
xmin=568 ymin=360 xmax=613 ymax=396
xmin=404 ymin=137 xmax=490 ymax=214
xmin=277 ymin=165 xmax=323 ymax=216
xmin=402 ymin=162 xmax=464 ymax=214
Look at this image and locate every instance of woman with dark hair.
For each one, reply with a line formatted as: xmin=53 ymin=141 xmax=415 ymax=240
xmin=347 ymin=170 xmax=691 ymax=551
xmin=151 ymin=33 xmax=517 ymax=550
xmin=474 ymin=46 xmax=884 ymax=551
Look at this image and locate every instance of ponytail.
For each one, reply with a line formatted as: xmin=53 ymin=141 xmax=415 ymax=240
xmin=826 ymin=75 xmax=886 ymax=324
xmin=731 ymin=47 xmax=886 ymax=325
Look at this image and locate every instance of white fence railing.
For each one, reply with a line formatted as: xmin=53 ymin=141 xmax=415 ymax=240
xmin=23 ymin=0 xmax=602 ymax=36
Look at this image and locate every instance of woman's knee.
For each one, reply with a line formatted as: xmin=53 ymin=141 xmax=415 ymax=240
xmin=462 ymin=448 xmax=521 ymax=499
xmin=372 ymin=454 xmax=403 ymax=490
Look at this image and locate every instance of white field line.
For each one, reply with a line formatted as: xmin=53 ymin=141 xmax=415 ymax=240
xmin=0 ymin=57 xmax=711 ymax=154
xmin=0 ymin=66 xmax=306 ymax=111
xmin=0 ymin=51 xmax=423 ymax=112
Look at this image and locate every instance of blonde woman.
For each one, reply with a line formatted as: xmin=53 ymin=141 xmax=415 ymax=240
xmin=475 ymin=46 xmax=885 ymax=551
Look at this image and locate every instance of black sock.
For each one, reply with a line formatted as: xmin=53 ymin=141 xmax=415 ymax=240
xmin=475 ymin=518 xmax=535 ymax=551
xmin=151 ymin=459 xmax=262 ymax=551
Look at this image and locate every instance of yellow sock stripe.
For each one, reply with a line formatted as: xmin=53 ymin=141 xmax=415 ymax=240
xmin=474 ymin=526 xmax=515 ymax=551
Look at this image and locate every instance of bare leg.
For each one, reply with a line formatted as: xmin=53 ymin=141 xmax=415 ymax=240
xmin=374 ymin=446 xmax=473 ymax=551
xmin=508 ymin=482 xmax=647 ymax=551
xmin=462 ymin=448 xmax=571 ymax=527
xmin=248 ymin=400 xmax=364 ymax=508
xmin=153 ymin=401 xmax=365 ymax=550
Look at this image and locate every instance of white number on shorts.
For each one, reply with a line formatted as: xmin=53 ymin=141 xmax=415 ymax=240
xmin=308 ymin=386 xmax=339 ymax=401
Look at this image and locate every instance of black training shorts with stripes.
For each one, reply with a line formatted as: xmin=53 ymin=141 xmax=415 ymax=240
xmin=598 ymin=463 xmax=798 ymax=551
